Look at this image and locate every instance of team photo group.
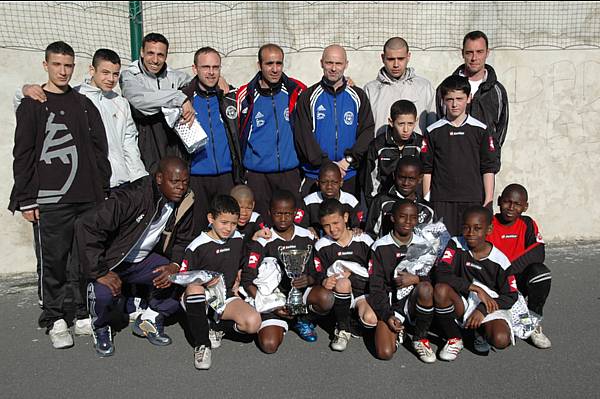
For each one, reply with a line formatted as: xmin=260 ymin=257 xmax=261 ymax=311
xmin=9 ymin=29 xmax=552 ymax=371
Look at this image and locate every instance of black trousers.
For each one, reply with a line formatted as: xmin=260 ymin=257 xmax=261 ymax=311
xmin=246 ymin=169 xmax=302 ymax=224
xmin=37 ymin=202 xmax=95 ymax=328
xmin=189 ymin=173 xmax=235 ymax=234
xmin=431 ymin=201 xmax=480 ymax=237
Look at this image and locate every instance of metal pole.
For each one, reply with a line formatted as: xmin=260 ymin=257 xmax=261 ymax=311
xmin=129 ymin=1 xmax=143 ymax=61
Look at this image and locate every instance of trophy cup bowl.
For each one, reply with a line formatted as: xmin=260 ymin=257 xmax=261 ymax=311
xmin=278 ymin=246 xmax=312 ymax=315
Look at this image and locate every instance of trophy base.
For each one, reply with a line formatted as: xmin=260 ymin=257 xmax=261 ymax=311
xmin=286 ymin=303 xmax=308 ymax=316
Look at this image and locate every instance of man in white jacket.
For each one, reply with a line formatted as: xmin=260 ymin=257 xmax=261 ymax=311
xmin=363 ymin=37 xmax=437 ymax=136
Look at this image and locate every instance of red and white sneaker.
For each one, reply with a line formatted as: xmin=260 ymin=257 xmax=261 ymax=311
xmin=412 ymin=339 xmax=436 ymax=363
xmin=439 ymin=337 xmax=464 ymax=361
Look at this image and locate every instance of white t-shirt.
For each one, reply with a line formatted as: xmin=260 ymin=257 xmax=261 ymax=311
xmin=125 ymin=202 xmax=175 ymax=263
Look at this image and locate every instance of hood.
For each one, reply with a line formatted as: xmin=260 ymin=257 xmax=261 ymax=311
xmin=77 ymin=79 xmax=119 ymax=100
xmin=376 ymin=67 xmax=416 ymax=85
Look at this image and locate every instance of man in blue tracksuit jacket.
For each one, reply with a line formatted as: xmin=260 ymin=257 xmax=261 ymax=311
xmin=294 ymin=45 xmax=375 ymax=199
xmin=236 ymin=43 xmax=306 ymax=220
xmin=182 ymin=47 xmax=243 ymax=233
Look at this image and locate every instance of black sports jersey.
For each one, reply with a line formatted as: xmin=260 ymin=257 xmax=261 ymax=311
xmin=314 ymin=233 xmax=373 ymax=290
xmin=241 ymin=225 xmax=318 ymax=294
xmin=301 ymin=190 xmax=363 ymax=232
xmin=422 ymin=115 xmax=499 ymax=202
xmin=365 ymin=187 xmax=434 ymax=239
xmin=433 ymin=237 xmax=518 ymax=316
xmin=180 ymin=231 xmax=244 ymax=296
xmin=367 ymin=233 xmax=430 ymax=321
xmin=237 ymin=211 xmax=267 ymax=241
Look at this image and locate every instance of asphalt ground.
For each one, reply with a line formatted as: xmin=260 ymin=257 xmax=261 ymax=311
xmin=1 ymin=241 xmax=599 ymax=399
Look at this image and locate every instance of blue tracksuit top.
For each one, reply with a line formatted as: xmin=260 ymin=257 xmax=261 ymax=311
xmin=190 ymin=94 xmax=233 ymax=175
xmin=242 ymin=89 xmax=299 ymax=173
xmin=302 ymin=85 xmax=360 ymax=180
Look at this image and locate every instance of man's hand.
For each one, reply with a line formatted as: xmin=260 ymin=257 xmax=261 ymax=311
xmin=97 ymin=271 xmax=122 ymax=297
xmin=291 ymin=274 xmax=312 ymax=289
xmin=386 ymin=316 xmax=404 ymax=333
xmin=336 ymin=159 xmax=350 ymax=178
xmin=21 ymin=208 xmax=39 ymax=223
xmin=252 ymin=227 xmax=272 ymax=241
xmin=473 ymin=286 xmax=499 ymax=313
xmin=23 ymin=84 xmax=46 ymax=103
xmin=218 ymin=76 xmax=230 ymax=94
xmin=321 ymin=275 xmax=337 ymax=290
xmin=181 ymin=99 xmax=196 ymax=126
xmin=465 ymin=309 xmax=485 ymax=329
xmin=394 ymin=272 xmax=419 ymax=289
xmin=152 ymin=263 xmax=179 ymax=289
xmin=274 ymin=307 xmax=294 ymax=320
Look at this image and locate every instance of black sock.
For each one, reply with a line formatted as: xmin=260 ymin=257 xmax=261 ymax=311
xmin=527 ymin=278 xmax=551 ymax=317
xmin=413 ymin=303 xmax=434 ymax=340
xmin=435 ymin=305 xmax=462 ymax=339
xmin=186 ymin=294 xmax=210 ymax=348
xmin=333 ymin=292 xmax=352 ymax=332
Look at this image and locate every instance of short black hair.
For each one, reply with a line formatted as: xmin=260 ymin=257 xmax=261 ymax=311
xmin=269 ymin=189 xmax=296 ymax=209
xmin=209 ymin=195 xmax=240 ymax=217
xmin=395 ymin=156 xmax=422 ymax=175
xmin=501 ymin=183 xmax=529 ymax=201
xmin=463 ymin=30 xmax=489 ymax=49
xmin=390 ymin=99 xmax=417 ymax=120
xmin=439 ymin=75 xmax=471 ymax=98
xmin=463 ymin=205 xmax=493 ymax=226
xmin=391 ymin=198 xmax=417 ymax=218
xmin=157 ymin=156 xmax=188 ymax=175
xmin=319 ymin=162 xmax=342 ymax=180
xmin=142 ymin=32 xmax=169 ymax=51
xmin=193 ymin=46 xmax=221 ymax=65
xmin=318 ymin=198 xmax=346 ymax=220
xmin=258 ymin=43 xmax=284 ymax=64
xmin=92 ymin=48 xmax=121 ymax=68
xmin=45 ymin=41 xmax=74 ymax=61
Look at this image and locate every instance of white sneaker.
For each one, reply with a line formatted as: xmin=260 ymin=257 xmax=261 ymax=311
xmin=209 ymin=329 xmax=225 ymax=349
xmin=395 ymin=329 xmax=405 ymax=348
xmin=412 ymin=339 xmax=436 ymax=363
xmin=74 ymin=318 xmax=93 ymax=336
xmin=330 ymin=329 xmax=351 ymax=352
xmin=49 ymin=319 xmax=73 ymax=349
xmin=439 ymin=337 xmax=464 ymax=361
xmin=530 ymin=325 xmax=551 ymax=349
xmin=194 ymin=345 xmax=212 ymax=370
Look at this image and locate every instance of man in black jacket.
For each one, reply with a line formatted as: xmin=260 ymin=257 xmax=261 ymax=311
xmin=75 ymin=156 xmax=194 ymax=357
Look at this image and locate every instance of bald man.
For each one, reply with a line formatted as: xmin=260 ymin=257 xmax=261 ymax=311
xmin=364 ymin=37 xmax=436 ymax=136
xmin=294 ymin=45 xmax=375 ymax=198
xmin=75 ymin=156 xmax=195 ymax=357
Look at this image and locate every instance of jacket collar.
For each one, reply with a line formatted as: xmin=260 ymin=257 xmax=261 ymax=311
xmin=453 ymin=63 xmax=498 ymax=90
xmin=319 ymin=76 xmax=347 ymax=94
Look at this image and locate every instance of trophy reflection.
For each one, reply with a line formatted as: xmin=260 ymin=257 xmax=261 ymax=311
xmin=278 ymin=245 xmax=312 ymax=315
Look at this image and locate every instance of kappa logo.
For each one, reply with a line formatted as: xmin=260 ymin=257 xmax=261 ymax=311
xmin=255 ymin=111 xmax=265 ymax=127
xmin=135 ymin=214 xmax=145 ymax=223
xmin=314 ymin=256 xmax=323 ymax=272
xmin=248 ymin=252 xmax=261 ymax=269
xmin=294 ymin=208 xmax=305 ymax=223
xmin=179 ymin=259 xmax=189 ymax=272
xmin=344 ymin=111 xmax=354 ymax=126
xmin=536 ymin=232 xmax=544 ymax=243
xmin=316 ymin=104 xmax=326 ymax=120
xmin=226 ymin=105 xmax=237 ymax=120
xmin=508 ymin=275 xmax=518 ymax=292
xmin=284 ymin=107 xmax=290 ymax=122
xmin=488 ymin=136 xmax=496 ymax=152
xmin=441 ymin=248 xmax=456 ymax=264
xmin=368 ymin=259 xmax=374 ymax=275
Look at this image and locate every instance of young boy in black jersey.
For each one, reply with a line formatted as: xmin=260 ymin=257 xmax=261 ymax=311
xmin=363 ymin=99 xmax=423 ymax=207
xmin=241 ymin=190 xmax=333 ymax=353
xmin=316 ymin=199 xmax=376 ymax=351
xmin=487 ymin=184 xmax=551 ymax=349
xmin=365 ymin=157 xmax=434 ymax=239
xmin=433 ymin=206 xmax=517 ymax=361
xmin=301 ymin=163 xmax=363 ymax=236
xmin=368 ymin=200 xmax=436 ymax=362
xmin=180 ymin=195 xmax=261 ymax=370
xmin=422 ymin=75 xmax=499 ymax=236
xmin=230 ymin=184 xmax=270 ymax=241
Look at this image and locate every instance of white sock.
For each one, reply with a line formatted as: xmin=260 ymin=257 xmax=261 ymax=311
xmin=140 ymin=307 xmax=159 ymax=322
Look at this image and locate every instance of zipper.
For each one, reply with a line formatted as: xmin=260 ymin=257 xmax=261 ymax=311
xmin=333 ymin=93 xmax=339 ymax=160
xmin=205 ymin=96 xmax=220 ymax=174
xmin=271 ymin=90 xmax=281 ymax=171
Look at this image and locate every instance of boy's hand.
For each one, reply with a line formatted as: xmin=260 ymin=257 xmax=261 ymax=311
xmin=465 ymin=309 xmax=485 ymax=329
xmin=351 ymin=227 xmax=363 ymax=236
xmin=321 ymin=275 xmax=337 ymax=290
xmin=473 ymin=287 xmax=499 ymax=313
xmin=307 ymin=227 xmax=319 ymax=238
xmin=152 ymin=263 xmax=179 ymax=289
xmin=274 ymin=307 xmax=294 ymax=320
xmin=394 ymin=272 xmax=419 ymax=288
xmin=23 ymin=84 xmax=46 ymax=102
xmin=386 ymin=316 xmax=404 ymax=333
xmin=97 ymin=271 xmax=122 ymax=297
xmin=21 ymin=208 xmax=39 ymax=222
xmin=206 ymin=277 xmax=221 ymax=287
xmin=252 ymin=228 xmax=272 ymax=241
xmin=231 ymin=270 xmax=242 ymax=296
xmin=218 ymin=76 xmax=230 ymax=94
xmin=291 ymin=274 xmax=312 ymax=289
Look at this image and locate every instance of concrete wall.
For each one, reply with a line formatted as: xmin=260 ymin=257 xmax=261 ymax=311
xmin=1 ymin=47 xmax=599 ymax=273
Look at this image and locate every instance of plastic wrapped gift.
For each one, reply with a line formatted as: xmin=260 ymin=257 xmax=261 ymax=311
xmin=170 ymin=270 xmax=227 ymax=319
xmin=162 ymin=106 xmax=208 ymax=153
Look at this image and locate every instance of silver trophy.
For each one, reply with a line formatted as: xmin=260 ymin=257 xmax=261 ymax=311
xmin=278 ymin=245 xmax=312 ymax=315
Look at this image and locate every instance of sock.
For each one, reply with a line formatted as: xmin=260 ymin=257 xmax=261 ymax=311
xmin=413 ymin=303 xmax=434 ymax=340
xmin=333 ymin=292 xmax=352 ymax=332
xmin=527 ymin=276 xmax=551 ymax=317
xmin=435 ymin=304 xmax=461 ymax=339
xmin=185 ymin=295 xmax=210 ymax=348
xmin=140 ymin=307 xmax=159 ymax=322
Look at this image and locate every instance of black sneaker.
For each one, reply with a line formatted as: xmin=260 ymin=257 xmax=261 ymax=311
xmin=92 ymin=326 xmax=114 ymax=357
xmin=132 ymin=315 xmax=172 ymax=346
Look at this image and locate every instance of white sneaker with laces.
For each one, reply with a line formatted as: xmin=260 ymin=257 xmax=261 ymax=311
xmin=209 ymin=329 xmax=225 ymax=349
xmin=413 ymin=339 xmax=436 ymax=363
xmin=330 ymin=329 xmax=351 ymax=352
xmin=395 ymin=329 xmax=405 ymax=348
xmin=194 ymin=345 xmax=212 ymax=370
xmin=49 ymin=319 xmax=74 ymax=349
xmin=74 ymin=318 xmax=93 ymax=336
xmin=439 ymin=337 xmax=463 ymax=361
xmin=530 ymin=325 xmax=551 ymax=349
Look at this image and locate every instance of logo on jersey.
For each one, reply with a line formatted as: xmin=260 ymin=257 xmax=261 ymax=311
xmin=135 ymin=213 xmax=145 ymax=223
xmin=508 ymin=275 xmax=518 ymax=292
xmin=179 ymin=260 xmax=189 ymax=272
xmin=368 ymin=259 xmax=374 ymax=275
xmin=294 ymin=208 xmax=305 ymax=223
xmin=421 ymin=138 xmax=429 ymax=153
xmin=316 ymin=105 xmax=326 ymax=120
xmin=284 ymin=107 xmax=290 ymax=122
xmin=314 ymin=256 xmax=322 ymax=272
xmin=418 ymin=211 xmax=427 ymax=224
xmin=488 ymin=136 xmax=496 ymax=152
xmin=441 ymin=248 xmax=456 ymax=264
xmin=226 ymin=105 xmax=237 ymax=120
xmin=466 ymin=261 xmax=482 ymax=270
xmin=356 ymin=210 xmax=364 ymax=222
xmin=337 ymin=251 xmax=353 ymax=256
xmin=255 ymin=111 xmax=265 ymax=127
xmin=344 ymin=111 xmax=354 ymax=126
xmin=216 ymin=248 xmax=231 ymax=254
xmin=396 ymin=251 xmax=405 ymax=258
xmin=248 ymin=252 xmax=261 ymax=269
xmin=449 ymin=131 xmax=465 ymax=136
xmin=501 ymin=234 xmax=518 ymax=239
xmin=536 ymin=232 xmax=544 ymax=243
